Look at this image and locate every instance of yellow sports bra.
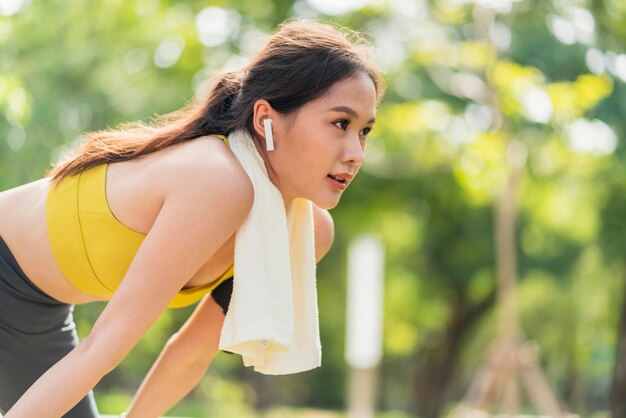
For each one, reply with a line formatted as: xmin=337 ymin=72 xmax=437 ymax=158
xmin=45 ymin=135 xmax=234 ymax=308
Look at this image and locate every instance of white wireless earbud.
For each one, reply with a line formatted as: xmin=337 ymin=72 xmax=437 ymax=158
xmin=263 ymin=118 xmax=274 ymax=151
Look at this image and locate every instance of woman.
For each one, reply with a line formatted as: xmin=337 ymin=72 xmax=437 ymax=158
xmin=0 ymin=19 xmax=384 ymax=417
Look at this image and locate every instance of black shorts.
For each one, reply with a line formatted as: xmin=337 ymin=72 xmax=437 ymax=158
xmin=210 ymin=277 xmax=236 ymax=355
xmin=0 ymin=235 xmax=99 ymax=417
xmin=211 ymin=276 xmax=233 ymax=316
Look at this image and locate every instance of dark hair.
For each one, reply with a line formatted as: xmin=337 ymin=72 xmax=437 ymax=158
xmin=46 ymin=19 xmax=385 ymax=184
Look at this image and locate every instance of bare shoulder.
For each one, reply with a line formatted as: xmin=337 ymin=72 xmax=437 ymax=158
xmin=313 ymin=204 xmax=333 ymax=230
xmin=313 ymin=204 xmax=335 ymax=261
xmin=154 ymin=135 xmax=253 ymax=213
xmin=158 ymin=135 xmax=243 ymax=178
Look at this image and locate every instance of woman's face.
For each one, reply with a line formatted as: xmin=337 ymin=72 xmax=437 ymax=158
xmin=268 ymin=72 xmax=378 ymax=209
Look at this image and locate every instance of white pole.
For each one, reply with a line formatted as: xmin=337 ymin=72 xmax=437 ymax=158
xmin=345 ymin=235 xmax=384 ymax=418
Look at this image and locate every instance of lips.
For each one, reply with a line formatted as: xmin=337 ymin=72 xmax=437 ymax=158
xmin=326 ymin=175 xmax=347 ymax=190
xmin=327 ymin=172 xmax=354 ymax=184
xmin=327 ymin=174 xmax=346 ymax=183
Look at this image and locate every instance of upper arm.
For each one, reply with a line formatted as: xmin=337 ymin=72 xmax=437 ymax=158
xmin=86 ymin=156 xmax=252 ymax=366
xmin=313 ymin=204 xmax=334 ymax=262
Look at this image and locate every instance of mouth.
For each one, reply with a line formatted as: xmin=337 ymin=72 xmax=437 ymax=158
xmin=327 ymin=174 xmax=347 ymax=184
xmin=326 ymin=175 xmax=347 ymax=190
xmin=327 ymin=171 xmax=354 ymax=183
xmin=326 ymin=172 xmax=354 ymax=190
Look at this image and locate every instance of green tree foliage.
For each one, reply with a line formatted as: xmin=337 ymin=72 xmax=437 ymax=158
xmin=1 ymin=0 xmax=625 ymax=417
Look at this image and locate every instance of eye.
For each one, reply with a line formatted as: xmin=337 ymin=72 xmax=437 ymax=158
xmin=360 ymin=127 xmax=372 ymax=137
xmin=333 ymin=120 xmax=349 ymax=130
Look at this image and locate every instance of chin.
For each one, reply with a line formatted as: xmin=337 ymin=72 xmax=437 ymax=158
xmin=310 ymin=195 xmax=341 ymax=210
xmin=297 ymin=185 xmax=343 ymax=210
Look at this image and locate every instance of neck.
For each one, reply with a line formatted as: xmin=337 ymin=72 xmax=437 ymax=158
xmin=252 ymin=138 xmax=294 ymax=209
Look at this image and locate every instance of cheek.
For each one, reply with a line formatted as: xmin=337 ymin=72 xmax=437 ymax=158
xmin=274 ymin=146 xmax=312 ymax=180
xmin=276 ymin=128 xmax=334 ymax=179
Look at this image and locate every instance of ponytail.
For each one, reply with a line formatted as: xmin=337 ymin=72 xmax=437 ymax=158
xmin=46 ymin=70 xmax=244 ymax=184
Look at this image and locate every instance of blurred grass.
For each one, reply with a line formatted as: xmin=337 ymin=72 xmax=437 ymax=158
xmin=97 ymin=390 xmax=414 ymax=418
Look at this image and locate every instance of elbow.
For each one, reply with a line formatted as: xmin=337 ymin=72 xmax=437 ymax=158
xmin=79 ymin=332 xmax=133 ymax=374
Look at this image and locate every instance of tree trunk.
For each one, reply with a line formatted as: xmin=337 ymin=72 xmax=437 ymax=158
xmin=610 ymin=273 xmax=626 ymax=418
xmin=411 ymin=291 xmax=495 ymax=418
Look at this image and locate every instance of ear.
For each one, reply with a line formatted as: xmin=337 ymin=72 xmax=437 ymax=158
xmin=252 ymin=99 xmax=275 ymax=148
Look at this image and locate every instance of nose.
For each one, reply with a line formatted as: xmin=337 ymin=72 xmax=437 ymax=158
xmin=343 ymin=132 xmax=365 ymax=166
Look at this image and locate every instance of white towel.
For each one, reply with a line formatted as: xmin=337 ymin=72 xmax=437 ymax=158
xmin=218 ymin=128 xmax=322 ymax=375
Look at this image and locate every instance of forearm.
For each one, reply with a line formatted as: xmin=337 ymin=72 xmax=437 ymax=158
xmin=126 ymin=340 xmax=217 ymax=418
xmin=5 ymin=337 xmax=112 ymax=418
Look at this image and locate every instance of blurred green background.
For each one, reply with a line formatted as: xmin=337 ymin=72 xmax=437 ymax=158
xmin=2 ymin=0 xmax=626 ymax=417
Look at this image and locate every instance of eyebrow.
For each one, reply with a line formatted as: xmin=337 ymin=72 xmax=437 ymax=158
xmin=328 ymin=106 xmax=376 ymax=124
